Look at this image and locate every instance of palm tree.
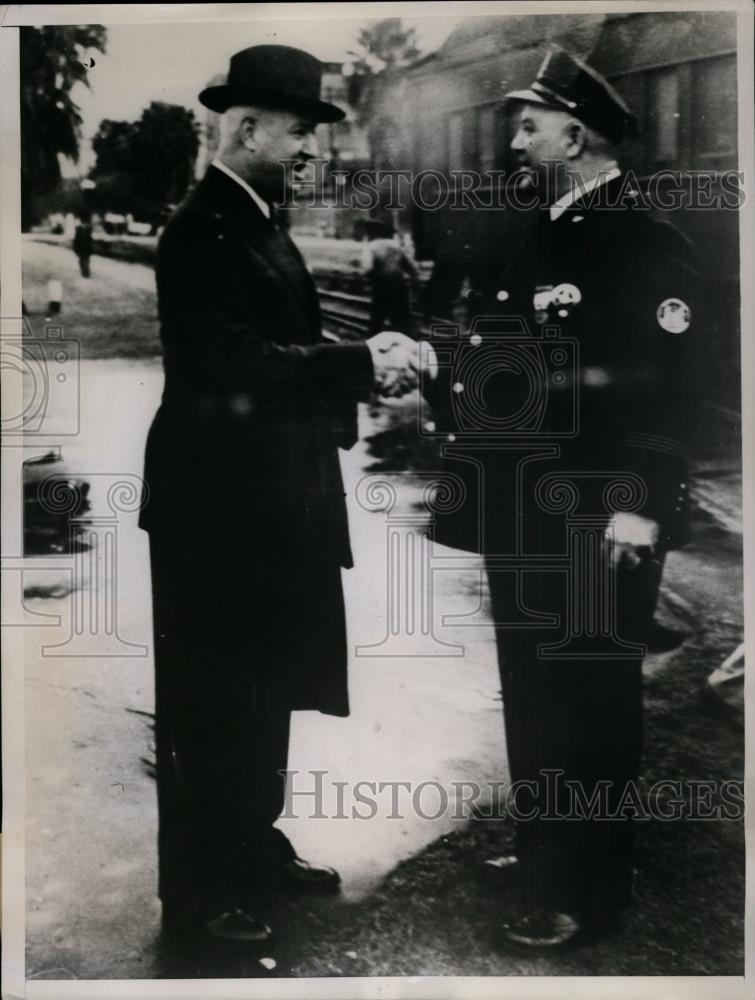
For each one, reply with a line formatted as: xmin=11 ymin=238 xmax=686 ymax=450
xmin=20 ymin=24 xmax=107 ymax=229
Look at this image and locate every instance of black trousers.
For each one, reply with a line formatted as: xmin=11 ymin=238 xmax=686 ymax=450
xmin=487 ymin=552 xmax=661 ymax=920
xmin=149 ymin=531 xmax=296 ymax=916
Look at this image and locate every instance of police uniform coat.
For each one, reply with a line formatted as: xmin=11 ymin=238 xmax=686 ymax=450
xmin=427 ymin=175 xmax=702 ymax=921
xmin=431 ymin=176 xmax=702 ymax=555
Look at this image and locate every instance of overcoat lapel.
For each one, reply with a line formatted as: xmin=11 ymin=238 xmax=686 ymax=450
xmin=194 ymin=166 xmax=316 ymax=319
xmin=237 ymin=212 xmax=316 ymax=317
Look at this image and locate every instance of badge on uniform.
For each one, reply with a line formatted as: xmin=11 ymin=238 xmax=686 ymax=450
xmin=551 ymin=283 xmax=582 ymax=318
xmin=533 ymin=282 xmax=582 ymax=323
xmin=533 ymin=285 xmax=553 ymax=324
xmin=656 ymin=298 xmax=691 ymax=334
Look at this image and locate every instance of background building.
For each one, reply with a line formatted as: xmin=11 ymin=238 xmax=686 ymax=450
xmin=370 ymin=11 xmax=739 ymax=400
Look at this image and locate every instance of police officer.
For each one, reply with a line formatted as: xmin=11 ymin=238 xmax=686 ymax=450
xmin=425 ymin=46 xmax=702 ymax=949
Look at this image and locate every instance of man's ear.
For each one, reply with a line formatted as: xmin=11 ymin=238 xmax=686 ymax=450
xmin=240 ymin=113 xmax=259 ymax=152
xmin=565 ymin=121 xmax=587 ymax=159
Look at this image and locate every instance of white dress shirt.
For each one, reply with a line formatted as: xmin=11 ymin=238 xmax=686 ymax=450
xmin=211 ymin=158 xmax=271 ymax=220
xmin=549 ymin=165 xmax=621 ymax=221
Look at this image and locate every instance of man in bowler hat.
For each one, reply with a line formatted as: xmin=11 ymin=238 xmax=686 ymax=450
xmin=140 ymin=44 xmax=418 ymax=944
xmin=424 ymin=46 xmax=702 ymax=949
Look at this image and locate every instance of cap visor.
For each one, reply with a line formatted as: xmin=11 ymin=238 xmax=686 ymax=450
xmin=199 ymin=85 xmax=345 ymax=122
xmin=503 ymin=88 xmax=562 ymax=110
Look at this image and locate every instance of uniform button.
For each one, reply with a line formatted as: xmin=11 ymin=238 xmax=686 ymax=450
xmin=582 ymin=366 xmax=610 ymax=388
xmin=423 ymin=420 xmax=436 ymax=433
xmin=496 ymin=290 xmax=509 ymax=302
xmin=680 ymin=483 xmax=687 ymax=491
xmin=447 ymin=433 xmax=456 ymax=443
xmin=452 ymin=382 xmax=464 ymax=394
xmin=674 ymin=506 xmax=682 ymax=512
xmin=470 ymin=334 xmax=482 ymax=347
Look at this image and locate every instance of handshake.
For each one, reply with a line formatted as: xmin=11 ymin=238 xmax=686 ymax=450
xmin=366 ymin=331 xmax=435 ymax=399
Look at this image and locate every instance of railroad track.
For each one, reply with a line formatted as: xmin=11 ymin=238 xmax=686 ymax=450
xmin=317 ymin=287 xmax=371 ymax=337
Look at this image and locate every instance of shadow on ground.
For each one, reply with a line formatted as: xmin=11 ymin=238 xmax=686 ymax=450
xmin=144 ymin=582 xmax=743 ymax=980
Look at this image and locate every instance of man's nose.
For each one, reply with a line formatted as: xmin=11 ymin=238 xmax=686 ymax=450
xmin=510 ymin=131 xmax=525 ymax=152
xmin=302 ymin=133 xmax=319 ymax=158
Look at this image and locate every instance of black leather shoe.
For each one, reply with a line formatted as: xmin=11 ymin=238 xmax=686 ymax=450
xmin=279 ymin=857 xmax=341 ymax=893
xmin=500 ymin=909 xmax=582 ymax=951
xmin=204 ymin=908 xmax=273 ymax=945
xmin=162 ymin=904 xmax=272 ymax=945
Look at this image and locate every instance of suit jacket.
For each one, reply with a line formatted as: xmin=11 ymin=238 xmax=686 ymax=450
xmin=139 ymin=166 xmax=374 ymax=568
xmin=426 ymin=177 xmax=704 ymax=556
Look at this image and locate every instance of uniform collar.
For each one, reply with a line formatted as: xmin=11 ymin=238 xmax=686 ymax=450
xmin=549 ymin=166 xmax=621 ymax=221
xmin=211 ymin=158 xmax=271 ymax=220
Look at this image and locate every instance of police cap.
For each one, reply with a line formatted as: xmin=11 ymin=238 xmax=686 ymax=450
xmin=505 ymin=45 xmax=638 ymax=144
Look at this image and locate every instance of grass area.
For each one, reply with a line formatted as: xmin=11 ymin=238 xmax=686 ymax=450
xmin=23 ymin=238 xmax=161 ymax=359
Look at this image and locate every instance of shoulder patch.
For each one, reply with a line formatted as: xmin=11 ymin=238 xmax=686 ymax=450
xmin=657 ymin=298 xmax=691 ymax=334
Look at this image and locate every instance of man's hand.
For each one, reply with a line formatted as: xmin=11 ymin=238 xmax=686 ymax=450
xmin=417 ymin=339 xmax=439 ymax=381
xmin=604 ymin=512 xmax=660 ymax=570
xmin=366 ymin=331 xmax=420 ymax=398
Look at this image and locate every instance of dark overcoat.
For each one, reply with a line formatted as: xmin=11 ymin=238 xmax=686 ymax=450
xmin=140 ymin=165 xmax=374 ymax=715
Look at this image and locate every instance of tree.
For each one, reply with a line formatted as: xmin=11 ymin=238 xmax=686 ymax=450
xmin=131 ymin=103 xmax=200 ymax=217
xmin=344 ymin=19 xmax=421 ymax=175
xmin=346 ymin=18 xmax=421 ymax=149
xmin=20 ymin=25 xmax=107 ymax=229
xmin=90 ymin=102 xmax=200 ymax=221
xmin=349 ymin=18 xmax=421 ymax=74
xmin=91 ymin=119 xmax=137 ymax=175
xmin=89 ymin=119 xmax=138 ymax=213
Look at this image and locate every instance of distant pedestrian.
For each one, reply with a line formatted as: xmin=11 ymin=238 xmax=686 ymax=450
xmin=73 ymin=212 xmax=94 ymax=278
xmin=365 ymin=221 xmax=418 ymax=338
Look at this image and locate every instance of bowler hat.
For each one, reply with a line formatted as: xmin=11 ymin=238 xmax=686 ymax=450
xmin=505 ymin=45 xmax=637 ymax=144
xmin=199 ymin=44 xmax=345 ymax=123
